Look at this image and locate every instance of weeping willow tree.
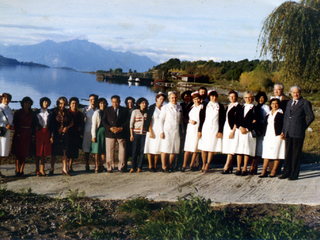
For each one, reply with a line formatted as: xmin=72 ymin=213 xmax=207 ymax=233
xmin=259 ymin=0 xmax=320 ymax=92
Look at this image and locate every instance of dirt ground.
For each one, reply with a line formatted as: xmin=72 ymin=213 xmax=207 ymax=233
xmin=1 ymin=193 xmax=320 ymax=239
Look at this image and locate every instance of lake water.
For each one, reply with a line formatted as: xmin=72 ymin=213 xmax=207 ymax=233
xmin=0 ymin=66 xmax=167 ymax=109
xmin=0 ymin=66 xmax=232 ymax=110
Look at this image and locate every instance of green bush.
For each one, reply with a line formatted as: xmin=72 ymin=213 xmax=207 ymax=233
xmin=123 ymin=194 xmax=320 ymax=240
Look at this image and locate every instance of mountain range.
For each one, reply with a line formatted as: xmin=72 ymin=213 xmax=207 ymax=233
xmin=0 ymin=40 xmax=157 ymax=72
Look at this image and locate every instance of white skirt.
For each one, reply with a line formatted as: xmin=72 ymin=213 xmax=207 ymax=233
xmin=222 ymin=122 xmax=239 ymax=155
xmin=262 ymin=135 xmax=285 ymax=159
xmin=184 ymin=123 xmax=200 ymax=152
xmin=198 ymin=123 xmax=221 ymax=153
xmin=235 ymin=129 xmax=256 ymax=156
xmin=144 ymin=131 xmax=161 ymax=154
xmin=0 ymin=130 xmax=11 ymax=157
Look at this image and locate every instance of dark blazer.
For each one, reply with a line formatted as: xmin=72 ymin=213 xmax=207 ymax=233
xmin=236 ymin=105 xmax=258 ymax=131
xmin=263 ymin=110 xmax=284 ymax=136
xmin=144 ymin=104 xmax=156 ymax=132
xmin=282 ymin=97 xmax=314 ymax=138
xmin=102 ymin=106 xmax=129 ymax=139
xmin=34 ymin=108 xmax=54 ymax=135
xmin=280 ymin=94 xmax=290 ymax=113
xmin=180 ymin=101 xmax=193 ymax=126
xmin=199 ymin=102 xmax=225 ymax=133
xmin=226 ymin=103 xmax=242 ymax=130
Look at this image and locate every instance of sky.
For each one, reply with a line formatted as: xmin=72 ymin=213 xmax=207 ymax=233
xmin=0 ymin=0 xmax=288 ymax=64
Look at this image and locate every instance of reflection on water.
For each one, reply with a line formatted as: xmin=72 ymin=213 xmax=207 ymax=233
xmin=0 ymin=66 xmax=232 ymax=109
xmin=0 ymin=66 xmax=171 ymax=109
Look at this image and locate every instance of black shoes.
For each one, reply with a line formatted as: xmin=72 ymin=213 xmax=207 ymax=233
xmin=287 ymin=176 xmax=298 ymax=181
xmin=241 ymin=171 xmax=248 ymax=176
xmin=278 ymin=174 xmax=290 ymax=179
xmin=221 ymin=167 xmax=233 ymax=174
xmin=235 ymin=170 xmax=242 ymax=176
xmin=259 ymin=172 xmax=268 ymax=178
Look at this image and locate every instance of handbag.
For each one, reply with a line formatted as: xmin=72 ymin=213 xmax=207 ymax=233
xmin=0 ymin=127 xmax=6 ymax=136
xmin=0 ymin=109 xmax=9 ymax=137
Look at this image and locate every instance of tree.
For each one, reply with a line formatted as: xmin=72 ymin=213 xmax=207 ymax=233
xmin=114 ymin=68 xmax=123 ymax=74
xmin=239 ymin=65 xmax=273 ymax=92
xmin=258 ymin=0 xmax=320 ymax=92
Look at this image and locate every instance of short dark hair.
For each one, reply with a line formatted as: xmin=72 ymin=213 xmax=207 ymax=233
xmin=198 ymin=86 xmax=207 ymax=93
xmin=181 ymin=90 xmax=192 ymax=100
xmin=69 ymin=97 xmax=79 ymax=106
xmin=20 ymin=96 xmax=33 ymax=108
xmin=156 ymin=93 xmax=167 ymax=101
xmin=56 ymin=96 xmax=68 ymax=108
xmin=98 ymin=97 xmax=108 ymax=106
xmin=89 ymin=94 xmax=99 ymax=101
xmin=228 ymin=90 xmax=238 ymax=98
xmin=125 ymin=96 xmax=135 ymax=107
xmin=1 ymin=93 xmax=12 ymax=102
xmin=111 ymin=95 xmax=120 ymax=102
xmin=40 ymin=97 xmax=51 ymax=108
xmin=255 ymin=91 xmax=267 ymax=104
xmin=136 ymin=97 xmax=149 ymax=109
xmin=270 ymin=98 xmax=280 ymax=105
xmin=208 ymin=90 xmax=218 ymax=98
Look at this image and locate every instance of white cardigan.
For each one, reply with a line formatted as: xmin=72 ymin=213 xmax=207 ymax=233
xmin=91 ymin=109 xmax=102 ymax=139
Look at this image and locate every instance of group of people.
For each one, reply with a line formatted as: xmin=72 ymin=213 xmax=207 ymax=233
xmin=0 ymin=82 xmax=315 ymax=181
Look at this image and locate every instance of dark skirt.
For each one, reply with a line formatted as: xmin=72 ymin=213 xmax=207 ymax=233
xmin=52 ymin=133 xmax=69 ymax=156
xmin=12 ymin=128 xmax=32 ymax=158
xmin=67 ymin=136 xmax=82 ymax=158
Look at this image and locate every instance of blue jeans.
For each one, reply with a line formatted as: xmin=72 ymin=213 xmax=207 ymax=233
xmin=131 ymin=133 xmax=146 ymax=169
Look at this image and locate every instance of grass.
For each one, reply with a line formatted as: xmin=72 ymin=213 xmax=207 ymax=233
xmin=90 ymin=229 xmax=113 ymax=239
xmin=119 ymin=194 xmax=320 ymax=240
xmin=302 ymin=115 xmax=320 ymax=162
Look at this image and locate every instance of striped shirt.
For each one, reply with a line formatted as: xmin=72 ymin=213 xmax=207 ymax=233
xmin=130 ymin=109 xmax=147 ymax=134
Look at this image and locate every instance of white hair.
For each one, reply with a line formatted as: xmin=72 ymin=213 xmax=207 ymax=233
xmin=290 ymin=85 xmax=301 ymax=93
xmin=274 ymin=83 xmax=284 ymax=90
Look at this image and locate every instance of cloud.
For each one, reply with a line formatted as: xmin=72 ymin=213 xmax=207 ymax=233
xmin=0 ymin=24 xmax=61 ymax=31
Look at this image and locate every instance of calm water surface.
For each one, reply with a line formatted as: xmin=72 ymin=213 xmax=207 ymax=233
xmin=0 ymin=66 xmax=167 ymax=109
xmin=0 ymin=66 xmax=231 ymax=110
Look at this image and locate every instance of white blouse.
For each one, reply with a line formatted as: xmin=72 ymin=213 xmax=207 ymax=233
xmin=37 ymin=108 xmax=49 ymax=128
xmin=0 ymin=103 xmax=13 ymax=127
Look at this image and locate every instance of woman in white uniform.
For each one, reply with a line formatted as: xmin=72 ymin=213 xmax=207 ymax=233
xmin=181 ymin=92 xmax=202 ymax=172
xmin=0 ymin=93 xmax=14 ymax=178
xmin=235 ymin=91 xmax=258 ymax=176
xmin=259 ymin=98 xmax=285 ymax=178
xmin=221 ymin=90 xmax=241 ymax=174
xmin=82 ymin=94 xmax=98 ymax=171
xmin=159 ymin=91 xmax=183 ymax=172
xmin=144 ymin=92 xmax=166 ymax=172
xmin=198 ymin=90 xmax=225 ymax=172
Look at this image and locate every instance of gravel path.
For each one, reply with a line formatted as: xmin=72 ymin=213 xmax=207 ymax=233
xmin=1 ymin=163 xmax=320 ymax=205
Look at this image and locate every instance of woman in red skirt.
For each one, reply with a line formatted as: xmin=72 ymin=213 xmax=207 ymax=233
xmin=34 ymin=97 xmax=53 ymax=177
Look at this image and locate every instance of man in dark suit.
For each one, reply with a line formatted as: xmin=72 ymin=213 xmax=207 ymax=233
xmin=279 ymin=85 xmax=314 ymax=180
xmin=273 ymin=83 xmax=291 ymax=112
xmin=102 ymin=95 xmax=129 ymax=172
